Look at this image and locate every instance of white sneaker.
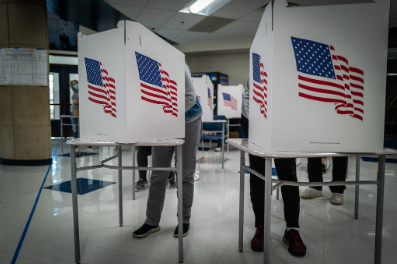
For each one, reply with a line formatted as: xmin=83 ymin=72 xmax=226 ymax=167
xmin=331 ymin=193 xmax=344 ymax=205
xmin=300 ymin=187 xmax=323 ymax=199
xmin=214 ymin=147 xmax=221 ymax=152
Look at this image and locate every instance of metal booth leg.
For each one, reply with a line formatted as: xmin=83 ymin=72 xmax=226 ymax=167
xmin=70 ymin=145 xmax=81 ymax=263
xmin=61 ymin=117 xmax=63 ymax=154
xmin=238 ymin=150 xmax=245 ymax=252
xmin=132 ymin=146 xmax=136 ymax=200
xmin=276 ymin=187 xmax=280 ymax=200
xmin=176 ymin=145 xmax=184 ymax=263
xmin=222 ymin=122 xmax=225 ymax=169
xmin=263 ymin=158 xmax=272 ymax=264
xmin=374 ymin=155 xmax=386 ymax=264
xmin=227 ymin=118 xmax=230 ymax=159
xmin=118 ymin=146 xmax=123 ymax=226
xmin=355 ymin=156 xmax=360 ymax=219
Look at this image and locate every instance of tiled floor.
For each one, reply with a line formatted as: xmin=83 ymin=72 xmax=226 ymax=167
xmin=1 ymin=140 xmax=397 ymax=264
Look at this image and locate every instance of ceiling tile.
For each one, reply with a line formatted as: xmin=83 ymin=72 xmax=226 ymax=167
xmin=136 ymin=8 xmax=176 ymax=29
xmin=198 ymin=33 xmax=232 ymax=42
xmin=156 ymin=28 xmax=185 ymax=40
xmin=211 ymin=0 xmax=269 ymax=19
xmin=239 ymin=10 xmax=264 ymax=22
xmin=174 ymin=31 xmax=209 ymax=43
xmin=213 ymin=20 xmax=259 ymax=35
xmin=110 ymin=4 xmax=143 ymax=20
xmin=162 ymin=13 xmax=206 ymax=30
xmin=288 ymin=0 xmax=371 ymax=6
xmin=145 ymin=0 xmax=190 ymax=11
xmin=105 ymin=0 xmax=149 ymax=7
xmin=238 ymin=27 xmax=258 ymax=38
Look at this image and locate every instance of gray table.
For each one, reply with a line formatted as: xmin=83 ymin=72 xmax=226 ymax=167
xmin=226 ymin=138 xmax=397 ymax=264
xmin=67 ymin=138 xmax=185 ymax=263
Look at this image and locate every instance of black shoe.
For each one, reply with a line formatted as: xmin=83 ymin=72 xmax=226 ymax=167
xmin=322 ymin=164 xmax=326 ymax=173
xmin=135 ymin=179 xmax=149 ymax=192
xmin=133 ymin=224 xmax=160 ymax=238
xmin=173 ymin=223 xmax=190 ymax=237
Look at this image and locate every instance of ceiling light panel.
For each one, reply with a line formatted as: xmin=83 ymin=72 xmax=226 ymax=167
xmin=179 ymin=0 xmax=232 ymax=16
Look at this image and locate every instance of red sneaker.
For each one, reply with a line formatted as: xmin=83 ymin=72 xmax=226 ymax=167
xmin=250 ymin=225 xmax=264 ymax=252
xmin=283 ymin=229 xmax=307 ymax=256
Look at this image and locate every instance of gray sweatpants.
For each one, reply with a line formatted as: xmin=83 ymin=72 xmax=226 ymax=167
xmin=145 ymin=117 xmax=202 ymax=226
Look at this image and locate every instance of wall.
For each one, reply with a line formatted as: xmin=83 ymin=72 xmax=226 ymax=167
xmin=186 ymin=50 xmax=249 ymax=86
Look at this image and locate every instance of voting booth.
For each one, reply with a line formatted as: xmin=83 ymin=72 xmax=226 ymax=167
xmin=217 ymin=84 xmax=243 ymax=118
xmin=192 ymin=75 xmax=214 ymax=122
xmin=249 ymin=0 xmax=389 ymax=153
xmin=78 ymin=21 xmax=185 ymax=143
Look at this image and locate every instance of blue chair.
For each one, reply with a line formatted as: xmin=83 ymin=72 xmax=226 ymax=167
xmin=201 ymin=115 xmax=227 ymax=168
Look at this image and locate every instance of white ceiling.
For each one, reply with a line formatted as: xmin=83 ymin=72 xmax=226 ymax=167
xmin=105 ymin=0 xmax=397 ymax=44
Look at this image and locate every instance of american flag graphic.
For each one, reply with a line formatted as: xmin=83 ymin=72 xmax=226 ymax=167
xmin=197 ymin=95 xmax=201 ymax=104
xmin=84 ymin=58 xmax=117 ymax=118
xmin=223 ymin=92 xmax=237 ymax=110
xmin=208 ymin=88 xmax=213 ymax=110
xmin=252 ymin=53 xmax=268 ymax=119
xmin=291 ymin=37 xmax=364 ymax=121
xmin=135 ymin=52 xmax=178 ymax=117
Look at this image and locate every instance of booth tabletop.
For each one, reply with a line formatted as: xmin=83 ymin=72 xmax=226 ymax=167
xmin=66 ymin=138 xmax=185 ymax=147
xmin=226 ymin=138 xmax=397 ymax=158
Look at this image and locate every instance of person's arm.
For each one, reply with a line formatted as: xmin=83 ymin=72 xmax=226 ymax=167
xmin=184 ymin=63 xmax=196 ymax=112
xmin=72 ymin=100 xmax=79 ymax=105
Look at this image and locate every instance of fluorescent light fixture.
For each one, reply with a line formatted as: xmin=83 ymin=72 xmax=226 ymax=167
xmin=180 ymin=0 xmax=231 ymax=16
xmin=190 ymin=0 xmax=214 ymax=14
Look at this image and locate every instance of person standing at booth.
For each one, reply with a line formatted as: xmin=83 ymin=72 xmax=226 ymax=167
xmin=301 ymin=157 xmax=348 ymax=205
xmin=133 ymin=62 xmax=202 ymax=238
xmin=240 ymin=77 xmax=306 ymax=256
xmin=70 ymin=80 xmax=79 ymax=139
xmin=134 ymin=146 xmax=176 ymax=192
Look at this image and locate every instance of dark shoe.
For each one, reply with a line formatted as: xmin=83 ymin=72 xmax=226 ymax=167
xmin=168 ymin=172 xmax=176 ymax=188
xmin=250 ymin=225 xmax=264 ymax=252
xmin=133 ymin=224 xmax=160 ymax=238
xmin=173 ymin=223 xmax=190 ymax=237
xmin=283 ymin=229 xmax=306 ymax=256
xmin=322 ymin=164 xmax=326 ymax=173
xmin=135 ymin=179 xmax=149 ymax=192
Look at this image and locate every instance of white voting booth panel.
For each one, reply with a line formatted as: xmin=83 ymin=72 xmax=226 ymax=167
xmin=192 ymin=75 xmax=214 ymax=122
xmin=249 ymin=0 xmax=389 ymax=153
xmin=217 ymin=84 xmax=243 ymax=118
xmin=78 ymin=21 xmax=185 ymax=143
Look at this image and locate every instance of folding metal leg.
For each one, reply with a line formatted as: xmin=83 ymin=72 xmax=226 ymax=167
xmin=61 ymin=117 xmax=63 ymax=154
xmin=70 ymin=145 xmax=81 ymax=263
xmin=263 ymin=158 xmax=272 ymax=264
xmin=176 ymin=145 xmax=184 ymax=263
xmin=355 ymin=156 xmax=360 ymax=219
xmin=238 ymin=150 xmax=245 ymax=252
xmin=222 ymin=123 xmax=225 ymax=169
xmin=132 ymin=146 xmax=136 ymax=200
xmin=374 ymin=155 xmax=385 ymax=264
xmin=118 ymin=146 xmax=123 ymax=226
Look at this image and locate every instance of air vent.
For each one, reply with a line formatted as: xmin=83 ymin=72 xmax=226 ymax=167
xmin=188 ymin=16 xmax=235 ymax=33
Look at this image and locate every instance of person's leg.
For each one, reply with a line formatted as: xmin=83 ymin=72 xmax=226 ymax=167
xmin=274 ymin=159 xmax=300 ymax=228
xmin=307 ymin=157 xmax=323 ymax=190
xmin=179 ymin=117 xmax=202 ymax=224
xmin=240 ymin=115 xmax=265 ymax=227
xmin=137 ymin=146 xmax=152 ymax=181
xmin=144 ymin=146 xmax=174 ymax=226
xmin=329 ymin=157 xmax=348 ymax=194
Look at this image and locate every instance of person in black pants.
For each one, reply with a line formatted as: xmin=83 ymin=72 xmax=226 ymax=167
xmin=240 ymin=114 xmax=306 ymax=256
xmin=135 ymin=146 xmax=175 ymax=191
xmin=301 ymin=157 xmax=348 ymax=205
